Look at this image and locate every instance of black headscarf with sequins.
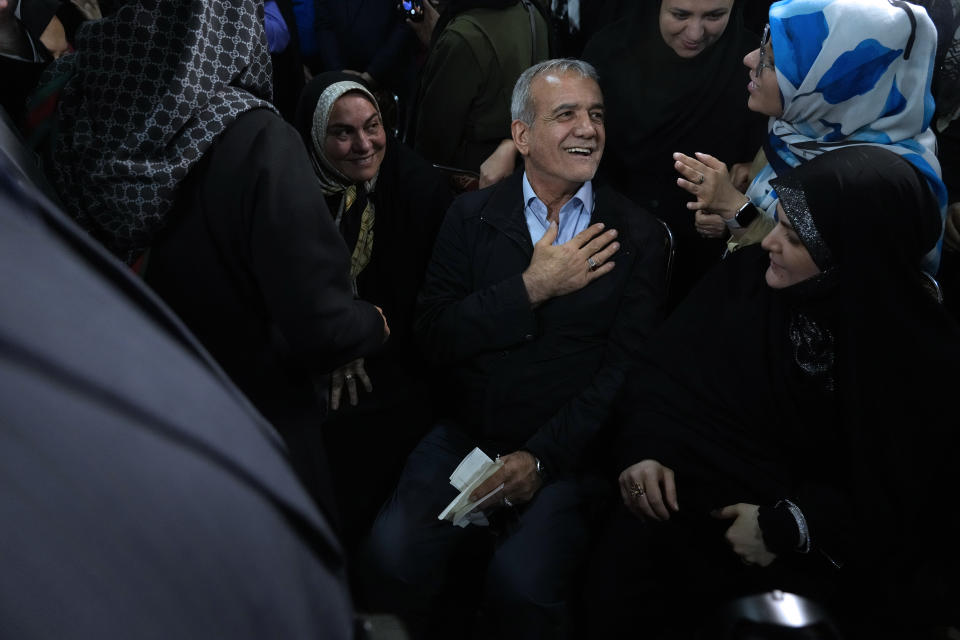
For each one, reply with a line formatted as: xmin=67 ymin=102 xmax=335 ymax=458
xmin=47 ymin=0 xmax=276 ymax=262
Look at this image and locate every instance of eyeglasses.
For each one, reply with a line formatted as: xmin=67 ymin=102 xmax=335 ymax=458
xmin=755 ymin=24 xmax=774 ymax=83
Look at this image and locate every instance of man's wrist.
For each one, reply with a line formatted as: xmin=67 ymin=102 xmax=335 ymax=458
xmin=521 ymin=270 xmax=549 ymax=307
xmin=519 ymin=449 xmax=548 ymax=483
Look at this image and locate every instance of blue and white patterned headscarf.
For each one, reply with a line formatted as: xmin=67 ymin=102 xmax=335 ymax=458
xmin=746 ymin=0 xmax=948 ymax=269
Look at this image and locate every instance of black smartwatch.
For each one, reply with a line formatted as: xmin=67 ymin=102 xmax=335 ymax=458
xmin=726 ymin=200 xmax=758 ymax=229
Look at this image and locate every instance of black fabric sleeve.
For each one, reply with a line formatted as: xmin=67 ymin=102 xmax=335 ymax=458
xmin=758 ymin=501 xmax=801 ymax=554
xmin=222 ymin=110 xmax=385 ymax=372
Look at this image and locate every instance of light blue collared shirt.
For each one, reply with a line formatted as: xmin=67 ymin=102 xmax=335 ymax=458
xmin=522 ymin=173 xmax=594 ymax=246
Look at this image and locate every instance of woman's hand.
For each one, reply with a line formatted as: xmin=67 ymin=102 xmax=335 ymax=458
xmin=712 ymin=503 xmax=777 ymax=567
xmin=694 ymin=211 xmax=727 ymax=239
xmin=619 ymin=459 xmax=679 ymax=522
xmin=375 ymin=304 xmax=390 ymax=342
xmin=329 ymin=358 xmax=372 ymax=410
xmin=729 ymin=161 xmax=752 ymax=193
xmin=479 ymin=139 xmax=518 ymax=189
xmin=673 ymin=152 xmax=748 ymax=219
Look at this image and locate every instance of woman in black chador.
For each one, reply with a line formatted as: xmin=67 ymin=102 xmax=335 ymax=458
xmin=582 ymin=0 xmax=765 ymax=306
xmin=584 ymin=146 xmax=960 ymax=639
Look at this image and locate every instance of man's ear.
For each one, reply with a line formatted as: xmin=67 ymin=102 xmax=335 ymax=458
xmin=511 ymin=119 xmax=530 ymax=157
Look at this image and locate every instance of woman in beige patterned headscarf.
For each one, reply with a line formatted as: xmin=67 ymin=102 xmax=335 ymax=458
xmin=300 ymin=73 xmax=385 ymax=298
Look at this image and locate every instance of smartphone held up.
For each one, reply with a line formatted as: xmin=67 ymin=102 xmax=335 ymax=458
xmin=397 ymin=0 xmax=424 ymax=22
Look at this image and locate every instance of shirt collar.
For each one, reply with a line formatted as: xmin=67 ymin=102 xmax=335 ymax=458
xmin=522 ymin=172 xmax=594 ymax=214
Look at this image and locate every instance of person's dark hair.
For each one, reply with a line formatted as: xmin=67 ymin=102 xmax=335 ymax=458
xmin=510 ymin=58 xmax=599 ymax=125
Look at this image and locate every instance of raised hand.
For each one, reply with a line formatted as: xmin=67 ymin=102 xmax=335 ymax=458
xmin=674 ymin=151 xmax=748 ymax=219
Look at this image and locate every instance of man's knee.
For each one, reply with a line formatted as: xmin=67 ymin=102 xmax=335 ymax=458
xmin=360 ymin=515 xmax=405 ymax=581
xmin=485 ymin=546 xmax=564 ymax=609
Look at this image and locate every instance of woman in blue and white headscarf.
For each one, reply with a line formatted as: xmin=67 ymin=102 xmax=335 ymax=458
xmin=674 ymin=0 xmax=948 ymax=272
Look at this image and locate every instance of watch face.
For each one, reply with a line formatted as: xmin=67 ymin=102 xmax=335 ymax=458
xmin=736 ymin=202 xmax=758 ymax=227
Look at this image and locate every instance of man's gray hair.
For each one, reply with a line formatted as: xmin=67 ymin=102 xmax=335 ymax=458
xmin=511 ymin=58 xmax=600 ymax=126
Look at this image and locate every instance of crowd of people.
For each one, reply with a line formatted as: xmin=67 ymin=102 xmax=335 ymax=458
xmin=2 ymin=0 xmax=959 ymax=638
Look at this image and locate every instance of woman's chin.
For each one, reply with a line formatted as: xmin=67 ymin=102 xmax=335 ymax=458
xmin=342 ymin=165 xmax=380 ymax=183
xmin=764 ymin=264 xmax=787 ymax=289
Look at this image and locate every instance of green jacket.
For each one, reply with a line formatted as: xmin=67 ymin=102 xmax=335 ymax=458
xmin=413 ymin=2 xmax=549 ymax=172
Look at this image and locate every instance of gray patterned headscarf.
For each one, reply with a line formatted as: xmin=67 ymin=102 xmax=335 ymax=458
xmin=48 ymin=0 xmax=276 ymax=262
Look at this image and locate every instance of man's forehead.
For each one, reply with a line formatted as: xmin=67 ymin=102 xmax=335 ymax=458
xmin=533 ymin=72 xmax=602 ymax=104
xmin=536 ymin=71 xmax=597 ymax=88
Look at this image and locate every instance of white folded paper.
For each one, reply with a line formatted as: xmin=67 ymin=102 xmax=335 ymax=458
xmin=438 ymin=447 xmax=504 ymax=528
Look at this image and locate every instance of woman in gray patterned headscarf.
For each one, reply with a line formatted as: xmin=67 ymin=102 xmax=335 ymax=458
xmin=48 ymin=0 xmax=389 ymax=516
xmin=48 ymin=0 xmax=275 ymax=262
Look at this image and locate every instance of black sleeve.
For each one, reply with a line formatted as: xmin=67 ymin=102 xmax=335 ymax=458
xmin=212 ymin=110 xmax=385 ymax=372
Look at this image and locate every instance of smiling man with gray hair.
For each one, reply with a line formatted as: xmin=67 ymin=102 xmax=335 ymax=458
xmin=360 ymin=58 xmax=667 ymax=638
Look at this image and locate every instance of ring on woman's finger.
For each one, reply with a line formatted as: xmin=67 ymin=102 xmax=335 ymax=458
xmin=630 ymin=483 xmax=645 ymax=498
xmin=697 ymin=174 xmax=705 ymax=185
xmin=344 ymin=374 xmax=354 ymax=381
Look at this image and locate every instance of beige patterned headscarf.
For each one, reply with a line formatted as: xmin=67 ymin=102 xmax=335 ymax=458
xmin=308 ymin=79 xmax=382 ymax=296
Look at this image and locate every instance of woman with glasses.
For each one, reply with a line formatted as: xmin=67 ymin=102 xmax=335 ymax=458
xmin=674 ymin=0 xmax=947 ymax=272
